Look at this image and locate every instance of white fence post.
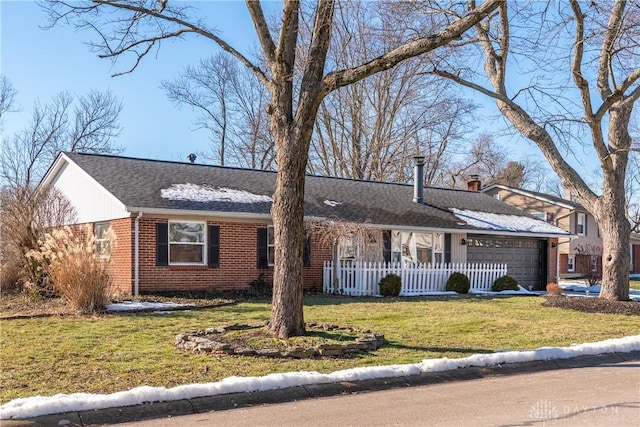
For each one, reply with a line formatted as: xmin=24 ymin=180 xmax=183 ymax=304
xmin=322 ymin=261 xmax=510 ymax=296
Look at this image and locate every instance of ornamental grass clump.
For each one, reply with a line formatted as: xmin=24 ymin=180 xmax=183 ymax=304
xmin=27 ymin=226 xmax=113 ymax=313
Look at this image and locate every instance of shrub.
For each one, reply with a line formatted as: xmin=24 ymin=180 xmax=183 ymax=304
xmin=249 ymin=273 xmax=272 ymax=297
xmin=492 ymin=275 xmax=519 ymax=292
xmin=27 ymin=226 xmax=112 ymax=313
xmin=446 ymin=272 xmax=470 ymax=294
xmin=379 ymin=274 xmax=402 ymax=297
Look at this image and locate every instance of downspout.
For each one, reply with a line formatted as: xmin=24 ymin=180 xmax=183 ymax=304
xmin=134 ymin=211 xmax=143 ymax=297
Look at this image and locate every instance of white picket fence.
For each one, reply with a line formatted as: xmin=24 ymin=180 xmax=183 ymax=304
xmin=322 ymin=261 xmax=508 ymax=296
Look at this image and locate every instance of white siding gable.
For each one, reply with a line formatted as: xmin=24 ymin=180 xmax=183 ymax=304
xmin=48 ymin=158 xmax=129 ymax=223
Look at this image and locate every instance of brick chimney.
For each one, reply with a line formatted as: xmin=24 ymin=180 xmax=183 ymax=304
xmin=467 ymin=175 xmax=481 ymax=191
xmin=413 ymin=156 xmax=425 ymax=203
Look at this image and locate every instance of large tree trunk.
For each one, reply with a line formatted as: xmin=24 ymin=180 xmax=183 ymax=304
xmin=268 ymin=139 xmax=307 ymax=337
xmin=592 ymin=103 xmax=633 ymax=301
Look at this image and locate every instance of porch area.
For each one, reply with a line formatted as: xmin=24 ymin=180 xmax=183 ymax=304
xmin=322 ymin=261 xmax=508 ymax=296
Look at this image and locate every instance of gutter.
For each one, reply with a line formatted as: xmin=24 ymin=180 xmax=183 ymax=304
xmin=134 ymin=211 xmax=143 ymax=297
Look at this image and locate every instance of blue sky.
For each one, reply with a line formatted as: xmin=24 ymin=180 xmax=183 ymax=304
xmin=1 ymin=1 xmax=595 ymax=185
xmin=1 ymin=1 xmax=264 ymax=162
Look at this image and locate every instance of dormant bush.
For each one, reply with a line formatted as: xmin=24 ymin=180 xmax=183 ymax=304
xmin=0 ymin=185 xmax=76 ymax=296
xmin=27 ymin=226 xmax=113 ymax=313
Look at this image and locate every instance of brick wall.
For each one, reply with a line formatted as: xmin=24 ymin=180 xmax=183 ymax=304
xmin=106 ymin=218 xmax=134 ymax=295
xmin=136 ymin=217 xmax=330 ymax=294
xmin=65 ymin=219 xmax=133 ymax=296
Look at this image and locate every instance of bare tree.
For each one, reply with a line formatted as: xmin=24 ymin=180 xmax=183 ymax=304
xmin=432 ymin=1 xmax=639 ymax=300
xmin=0 ymin=75 xmax=18 ymax=122
xmin=162 ymin=52 xmax=275 ymax=169
xmin=42 ymin=0 xmax=502 ymax=337
xmin=1 ymin=90 xmax=122 ymax=187
xmin=0 ymin=184 xmax=77 ymax=293
xmin=441 ymin=134 xmax=514 ymax=188
xmin=308 ymin=2 xmax=477 ymax=183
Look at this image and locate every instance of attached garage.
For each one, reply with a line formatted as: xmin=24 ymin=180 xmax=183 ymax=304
xmin=466 ymin=235 xmax=547 ymax=290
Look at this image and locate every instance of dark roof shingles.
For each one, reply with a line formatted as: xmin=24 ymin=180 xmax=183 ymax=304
xmin=65 ymin=152 xmax=535 ymax=231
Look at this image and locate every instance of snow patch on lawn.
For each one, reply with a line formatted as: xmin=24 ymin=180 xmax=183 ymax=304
xmin=161 ymin=183 xmax=272 ymax=203
xmin=106 ymin=301 xmax=194 ymax=312
xmin=451 ymin=209 xmax=567 ymax=234
xmin=558 ymin=281 xmax=640 ymax=301
xmin=2 ymin=335 xmax=638 ymax=420
xmin=323 ymin=200 xmax=342 ymax=207
xmin=470 ymin=285 xmax=536 ymax=296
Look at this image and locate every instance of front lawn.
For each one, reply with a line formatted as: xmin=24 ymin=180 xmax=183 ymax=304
xmin=630 ymin=279 xmax=640 ymax=290
xmin=1 ymin=295 xmax=638 ymax=403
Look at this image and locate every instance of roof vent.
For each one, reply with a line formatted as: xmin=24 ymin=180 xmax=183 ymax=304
xmin=187 ymin=153 xmax=197 ymax=164
xmin=413 ymin=156 xmax=426 ymax=203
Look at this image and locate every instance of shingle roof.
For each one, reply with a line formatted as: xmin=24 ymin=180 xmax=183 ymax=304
xmin=62 ymin=152 xmax=566 ymax=234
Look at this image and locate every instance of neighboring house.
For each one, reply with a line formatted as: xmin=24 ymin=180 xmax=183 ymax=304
xmin=482 ymin=183 xmax=640 ymax=277
xmin=40 ymin=153 xmax=569 ymax=295
xmin=632 ymin=233 xmax=640 ymax=274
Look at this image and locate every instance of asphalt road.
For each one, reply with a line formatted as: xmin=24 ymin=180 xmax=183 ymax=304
xmin=121 ymin=361 xmax=640 ymax=427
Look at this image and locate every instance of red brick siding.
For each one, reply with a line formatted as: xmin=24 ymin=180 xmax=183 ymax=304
xmin=66 ymin=219 xmax=134 ymax=296
xmin=136 ymin=218 xmax=329 ymax=294
xmin=106 ymin=218 xmax=134 ymax=295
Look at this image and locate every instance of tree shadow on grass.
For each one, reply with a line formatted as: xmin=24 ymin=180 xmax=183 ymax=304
xmin=385 ymin=341 xmax=494 ymax=355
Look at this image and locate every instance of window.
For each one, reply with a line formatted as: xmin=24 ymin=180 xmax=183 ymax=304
xmin=95 ymin=222 xmax=111 ymax=258
xmin=531 ymin=212 xmax=547 ymax=221
xmin=568 ymin=255 xmax=575 ymax=272
xmin=392 ymin=231 xmax=442 ymax=265
xmin=576 ymin=213 xmax=586 ymax=236
xmin=590 ymin=256 xmax=598 ymax=272
xmin=257 ymin=226 xmax=310 ymax=268
xmin=267 ymin=226 xmax=275 ymax=266
xmin=169 ymin=221 xmax=205 ymax=264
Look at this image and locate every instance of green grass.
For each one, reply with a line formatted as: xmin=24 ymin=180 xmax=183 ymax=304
xmin=1 ymin=296 xmax=638 ymax=403
xmin=630 ymin=279 xmax=640 ymax=290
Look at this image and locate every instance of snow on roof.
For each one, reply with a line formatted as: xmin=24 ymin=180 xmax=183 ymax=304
xmin=452 ymin=208 xmax=568 ymax=235
xmin=161 ymin=183 xmax=272 ymax=204
xmin=323 ymin=200 xmax=342 ymax=207
xmin=1 ymin=335 xmax=637 ymax=419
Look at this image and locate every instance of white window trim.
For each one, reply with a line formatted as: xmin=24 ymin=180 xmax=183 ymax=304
xmin=567 ymin=255 xmax=575 ymax=272
xmin=267 ymin=225 xmax=275 ymax=267
xmin=577 ymin=213 xmax=586 ymax=236
xmin=531 ymin=212 xmax=547 ymax=221
xmin=168 ymin=220 xmax=206 ymax=265
xmin=95 ymin=222 xmax=111 ymax=259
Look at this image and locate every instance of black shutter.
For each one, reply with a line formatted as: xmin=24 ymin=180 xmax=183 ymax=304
xmin=382 ymin=230 xmax=391 ymax=263
xmin=444 ymin=233 xmax=452 ymax=264
xmin=156 ymin=223 xmax=169 ymax=266
xmin=257 ymin=228 xmax=268 ymax=269
xmin=303 ymin=235 xmax=311 ymax=267
xmin=208 ymin=225 xmax=220 ymax=268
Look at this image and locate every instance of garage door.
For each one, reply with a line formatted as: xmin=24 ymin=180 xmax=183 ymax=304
xmin=466 ymin=235 xmax=545 ymax=290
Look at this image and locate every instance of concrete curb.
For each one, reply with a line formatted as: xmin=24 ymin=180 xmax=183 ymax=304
xmin=4 ymin=351 xmax=639 ymax=427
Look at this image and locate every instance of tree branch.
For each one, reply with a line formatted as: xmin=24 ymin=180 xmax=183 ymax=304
xmin=320 ymin=0 xmax=502 ymax=95
xmin=245 ymin=0 xmax=276 ymax=66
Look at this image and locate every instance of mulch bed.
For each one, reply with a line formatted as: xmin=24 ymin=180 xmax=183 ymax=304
xmin=543 ymin=295 xmax=640 ymax=315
